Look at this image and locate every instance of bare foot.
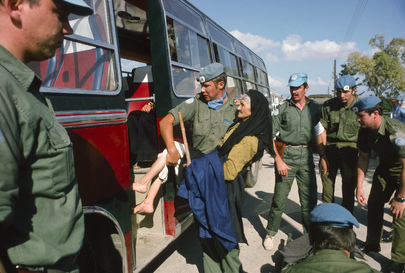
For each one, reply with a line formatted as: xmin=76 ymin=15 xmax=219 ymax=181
xmin=132 ymin=179 xmax=149 ymax=193
xmin=133 ymin=200 xmax=154 ymax=214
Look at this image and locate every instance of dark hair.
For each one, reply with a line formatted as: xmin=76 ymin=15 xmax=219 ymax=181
xmin=364 ymin=102 xmax=383 ymax=116
xmin=302 ymin=82 xmax=308 ymax=89
xmin=212 ymin=72 xmax=227 ymax=89
xmin=309 ymin=225 xmax=356 ymax=253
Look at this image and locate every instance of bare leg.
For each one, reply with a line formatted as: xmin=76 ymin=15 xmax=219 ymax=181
xmin=133 ymin=177 xmax=163 ymax=214
xmin=132 ymin=155 xmax=166 ymax=193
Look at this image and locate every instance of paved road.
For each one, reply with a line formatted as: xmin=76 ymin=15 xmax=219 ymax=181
xmin=142 ymin=152 xmax=393 ymax=272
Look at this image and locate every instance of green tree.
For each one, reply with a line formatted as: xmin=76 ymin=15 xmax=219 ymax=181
xmin=340 ymin=35 xmax=405 ymax=97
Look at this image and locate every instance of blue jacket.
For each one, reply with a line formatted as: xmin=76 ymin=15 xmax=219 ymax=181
xmin=177 ymin=151 xmax=237 ymax=251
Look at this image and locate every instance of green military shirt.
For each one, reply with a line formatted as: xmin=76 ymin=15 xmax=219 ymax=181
xmin=320 ymin=97 xmax=360 ymax=147
xmin=0 ymin=45 xmax=84 ymax=270
xmin=282 ymin=249 xmax=380 ymax=273
xmin=170 ymin=93 xmax=236 ymax=154
xmin=358 ymin=116 xmax=405 ymax=167
xmin=273 ymin=98 xmax=320 ymax=145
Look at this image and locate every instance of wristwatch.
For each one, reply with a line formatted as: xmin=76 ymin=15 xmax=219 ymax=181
xmin=394 ymin=196 xmax=405 ymax=203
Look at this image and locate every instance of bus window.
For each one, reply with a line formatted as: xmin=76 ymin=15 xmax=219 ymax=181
xmin=244 ymin=81 xmax=257 ymax=92
xmin=227 ymin=77 xmax=243 ymax=99
xmin=213 ymin=43 xmax=240 ymax=77
xmin=172 ymin=65 xmax=199 ymax=96
xmin=28 ymin=0 xmax=118 ymax=93
xmin=207 ymin=20 xmax=234 ymax=52
xmin=168 ymin=19 xmax=210 ymax=68
xmin=163 ymin=0 xmax=206 ymax=35
xmin=256 ymin=68 xmax=269 ymax=86
xmin=234 ymin=42 xmax=252 ymax=63
xmin=257 ymin=86 xmax=271 ymax=100
xmin=241 ymin=59 xmax=255 ymax=82
xmin=167 ymin=18 xmax=210 ymax=97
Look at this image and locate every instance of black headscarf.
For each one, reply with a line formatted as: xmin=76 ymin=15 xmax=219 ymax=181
xmin=217 ymin=90 xmax=272 ymax=162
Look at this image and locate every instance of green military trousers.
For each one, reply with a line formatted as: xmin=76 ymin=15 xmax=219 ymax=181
xmin=194 ymin=218 xmax=243 ymax=273
xmin=367 ymin=164 xmax=405 ymax=263
xmin=321 ymin=145 xmax=358 ymax=213
xmin=266 ymin=146 xmax=318 ymax=236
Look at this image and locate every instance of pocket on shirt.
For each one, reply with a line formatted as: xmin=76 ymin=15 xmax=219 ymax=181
xmin=46 ymin=119 xmax=75 ymax=193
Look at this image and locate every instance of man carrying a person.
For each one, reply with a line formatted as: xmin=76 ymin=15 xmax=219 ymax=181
xmin=318 ymin=75 xmax=360 ymax=213
xmin=264 ymin=73 xmax=323 ymax=251
xmin=159 ymin=62 xmax=238 ymax=271
xmin=353 ymin=96 xmax=405 ymax=273
xmin=0 ymin=0 xmax=93 ymax=272
xmin=159 ymin=62 xmax=237 ymax=167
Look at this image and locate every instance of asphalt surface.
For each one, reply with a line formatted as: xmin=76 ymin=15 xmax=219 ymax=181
xmin=142 ymin=152 xmax=393 ymax=273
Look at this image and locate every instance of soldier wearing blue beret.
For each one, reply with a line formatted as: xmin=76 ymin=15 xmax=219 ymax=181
xmin=317 ymin=74 xmax=360 ymax=213
xmin=282 ymin=203 xmax=380 ymax=273
xmin=159 ymin=63 xmax=239 ymax=271
xmin=264 ymin=73 xmax=322 ymax=251
xmin=352 ymin=96 xmax=405 ymax=273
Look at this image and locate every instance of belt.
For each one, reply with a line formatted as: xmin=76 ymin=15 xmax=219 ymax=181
xmin=287 ymin=144 xmax=308 ymax=148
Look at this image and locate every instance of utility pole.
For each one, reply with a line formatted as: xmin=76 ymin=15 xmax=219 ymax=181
xmin=333 ymin=59 xmax=337 ymax=97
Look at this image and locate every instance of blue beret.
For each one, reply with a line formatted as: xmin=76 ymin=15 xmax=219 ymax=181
xmin=288 ymin=73 xmax=307 ymax=87
xmin=62 ymin=0 xmax=93 ymax=16
xmin=197 ymin=63 xmax=224 ymax=83
xmin=335 ymin=75 xmax=356 ymax=91
xmin=351 ymin=96 xmax=381 ymax=113
xmin=310 ymin=203 xmax=359 ymax=228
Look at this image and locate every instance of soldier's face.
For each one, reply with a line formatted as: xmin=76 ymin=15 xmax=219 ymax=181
xmin=21 ymin=0 xmax=74 ymax=62
xmin=200 ymin=80 xmax=224 ymax=101
xmin=336 ymin=88 xmax=356 ymax=107
xmin=289 ymin=84 xmax=308 ymax=103
xmin=356 ymin=110 xmax=377 ymax=129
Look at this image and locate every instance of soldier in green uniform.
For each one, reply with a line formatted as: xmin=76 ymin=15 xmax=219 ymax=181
xmin=160 ymin=63 xmax=238 ymax=272
xmin=353 ymin=96 xmax=405 ymax=273
xmin=281 ymin=203 xmax=380 ymax=273
xmin=318 ymin=75 xmax=360 ymax=213
xmin=0 ymin=0 xmax=92 ymax=272
xmin=264 ymin=73 xmax=323 ymax=251
xmin=160 ymin=63 xmax=236 ymax=165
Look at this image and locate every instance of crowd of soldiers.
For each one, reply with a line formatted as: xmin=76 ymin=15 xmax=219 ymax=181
xmin=264 ymin=73 xmax=405 ymax=273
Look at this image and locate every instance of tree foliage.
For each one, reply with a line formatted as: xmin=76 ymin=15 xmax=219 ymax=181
xmin=340 ymin=35 xmax=405 ymax=98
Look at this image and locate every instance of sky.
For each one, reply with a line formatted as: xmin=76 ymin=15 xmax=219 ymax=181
xmin=186 ymin=0 xmax=405 ymax=98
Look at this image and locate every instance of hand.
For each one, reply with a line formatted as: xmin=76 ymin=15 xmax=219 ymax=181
xmin=389 ymin=198 xmax=405 ymax=219
xmin=141 ymin=104 xmax=153 ymax=113
xmin=319 ymin=157 xmax=328 ymax=177
xmin=275 ymin=158 xmax=291 ymax=177
xmin=356 ymin=187 xmax=366 ymax=206
xmin=166 ymin=148 xmax=181 ymax=167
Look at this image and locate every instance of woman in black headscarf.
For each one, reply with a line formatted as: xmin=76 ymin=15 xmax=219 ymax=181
xmin=217 ymin=89 xmax=272 ymax=244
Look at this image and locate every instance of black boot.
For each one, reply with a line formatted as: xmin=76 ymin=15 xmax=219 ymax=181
xmin=385 ymin=260 xmax=404 ymax=273
xmin=382 ymin=230 xmax=393 ymax=243
xmin=359 ymin=242 xmax=381 ymax=253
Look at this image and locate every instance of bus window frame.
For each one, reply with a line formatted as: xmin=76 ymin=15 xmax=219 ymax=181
xmin=38 ymin=0 xmax=122 ymax=96
xmin=164 ymin=3 xmax=213 ymax=98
